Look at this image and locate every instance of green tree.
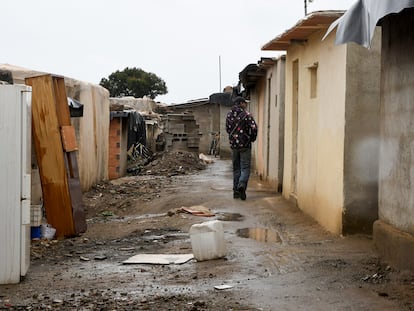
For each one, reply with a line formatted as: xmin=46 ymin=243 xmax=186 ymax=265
xmin=99 ymin=67 xmax=168 ymax=99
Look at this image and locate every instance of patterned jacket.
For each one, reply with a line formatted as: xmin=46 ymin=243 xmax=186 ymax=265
xmin=226 ymin=105 xmax=258 ymax=149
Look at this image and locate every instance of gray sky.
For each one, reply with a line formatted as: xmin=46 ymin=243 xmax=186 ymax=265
xmin=2 ymin=0 xmax=355 ymax=104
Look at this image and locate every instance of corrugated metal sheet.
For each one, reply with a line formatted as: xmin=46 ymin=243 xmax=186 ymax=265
xmin=323 ymin=0 xmax=414 ymax=48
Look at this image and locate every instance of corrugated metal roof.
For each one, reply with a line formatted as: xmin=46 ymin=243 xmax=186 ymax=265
xmin=262 ymin=11 xmax=344 ymax=51
xmin=323 ymin=1 xmax=414 ymax=48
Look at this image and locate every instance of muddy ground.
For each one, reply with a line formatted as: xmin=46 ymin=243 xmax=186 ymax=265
xmin=1 ymin=151 xmax=414 ymax=310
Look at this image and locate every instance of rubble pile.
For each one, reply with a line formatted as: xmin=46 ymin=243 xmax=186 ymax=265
xmin=141 ymin=150 xmax=206 ymax=176
xmin=83 ymin=151 xmax=209 ymax=219
xmin=83 ymin=175 xmax=165 ymax=218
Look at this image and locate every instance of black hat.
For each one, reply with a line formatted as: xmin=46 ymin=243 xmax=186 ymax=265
xmin=233 ymin=96 xmax=247 ymax=106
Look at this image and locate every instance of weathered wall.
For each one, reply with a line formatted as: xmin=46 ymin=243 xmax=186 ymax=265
xmin=343 ymin=29 xmax=381 ymax=234
xmin=378 ymin=12 xmax=414 ymax=235
xmin=220 ymin=105 xmax=232 ymax=159
xmin=65 ymin=79 xmax=110 ymax=191
xmin=170 ymin=103 xmax=219 ymax=155
xmin=0 ymin=65 xmax=110 ymax=193
xmin=283 ymin=29 xmax=347 ymax=234
xmin=283 ymin=26 xmax=381 ymax=235
xmin=250 ymin=82 xmax=265 ymax=177
xmin=250 ymin=57 xmax=286 ymax=191
xmin=161 ymin=114 xmax=200 ymax=152
xmin=271 ymin=57 xmax=286 ymax=192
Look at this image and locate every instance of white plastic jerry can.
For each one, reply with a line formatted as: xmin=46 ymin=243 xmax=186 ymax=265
xmin=189 ymin=220 xmax=226 ymax=261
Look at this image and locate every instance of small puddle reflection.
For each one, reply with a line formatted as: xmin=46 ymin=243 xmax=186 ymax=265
xmin=236 ymin=228 xmax=281 ymax=243
xmin=216 ymin=212 xmax=244 ymax=221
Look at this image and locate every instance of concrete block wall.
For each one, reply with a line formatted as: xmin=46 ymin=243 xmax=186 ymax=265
xmin=162 ymin=114 xmax=200 ymax=152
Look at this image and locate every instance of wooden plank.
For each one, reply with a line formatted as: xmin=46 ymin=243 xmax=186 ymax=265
xmin=61 ymin=125 xmax=78 ymax=151
xmin=52 ymin=76 xmax=87 ymax=234
xmin=25 ymin=75 xmax=75 ymax=237
xmin=65 ymin=152 xmax=86 ymax=234
xmin=52 ymin=75 xmax=70 ymax=125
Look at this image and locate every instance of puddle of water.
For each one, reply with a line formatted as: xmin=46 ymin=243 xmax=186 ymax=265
xmin=236 ymin=228 xmax=281 ymax=243
xmin=216 ymin=212 xmax=244 ymax=221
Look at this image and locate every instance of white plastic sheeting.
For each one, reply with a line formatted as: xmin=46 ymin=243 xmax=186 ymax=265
xmin=323 ymin=0 xmax=414 ymax=48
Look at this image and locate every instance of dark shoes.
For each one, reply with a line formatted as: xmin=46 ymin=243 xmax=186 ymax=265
xmin=233 ymin=186 xmax=246 ymax=200
xmin=238 ymin=186 xmax=246 ymax=201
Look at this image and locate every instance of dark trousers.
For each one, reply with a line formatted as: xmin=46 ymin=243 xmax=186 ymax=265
xmin=232 ymin=147 xmax=251 ymax=191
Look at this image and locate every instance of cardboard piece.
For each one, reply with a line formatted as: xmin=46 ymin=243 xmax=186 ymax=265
xmin=214 ymin=285 xmax=233 ymax=290
xmin=123 ymin=254 xmax=194 ymax=265
xmin=179 ymin=205 xmax=215 ymax=217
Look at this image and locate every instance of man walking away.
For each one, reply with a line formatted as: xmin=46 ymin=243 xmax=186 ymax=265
xmin=226 ymin=96 xmax=257 ymax=200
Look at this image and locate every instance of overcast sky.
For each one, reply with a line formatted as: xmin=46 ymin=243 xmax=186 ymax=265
xmin=2 ymin=0 xmax=356 ymax=104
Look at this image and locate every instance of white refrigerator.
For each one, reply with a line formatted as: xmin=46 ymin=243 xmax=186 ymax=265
xmin=0 ymin=84 xmax=31 ymax=284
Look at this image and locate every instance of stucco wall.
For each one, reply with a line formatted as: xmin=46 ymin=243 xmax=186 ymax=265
xmin=250 ymin=81 xmax=266 ymax=178
xmin=343 ymin=29 xmax=381 ymax=234
xmin=379 ymin=13 xmax=414 ymax=235
xmin=249 ymin=57 xmax=285 ymax=191
xmin=283 ymin=29 xmax=347 ymax=234
xmin=268 ymin=57 xmax=286 ymax=191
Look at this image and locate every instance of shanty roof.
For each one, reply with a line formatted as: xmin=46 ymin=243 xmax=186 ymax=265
xmin=239 ymin=57 xmax=280 ymax=90
xmin=262 ymin=11 xmax=344 ymax=51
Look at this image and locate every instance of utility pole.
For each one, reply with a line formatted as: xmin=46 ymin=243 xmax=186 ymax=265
xmin=218 ymin=55 xmax=222 ymax=92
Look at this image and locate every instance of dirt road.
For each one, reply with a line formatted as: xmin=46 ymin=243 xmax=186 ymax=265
xmin=1 ymin=154 xmax=413 ymax=310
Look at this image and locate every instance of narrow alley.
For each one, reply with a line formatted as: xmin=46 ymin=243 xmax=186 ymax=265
xmin=1 ymin=157 xmax=413 ymax=310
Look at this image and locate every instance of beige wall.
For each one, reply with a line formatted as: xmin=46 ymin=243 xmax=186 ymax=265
xmin=250 ymin=82 xmax=266 ymax=178
xmin=66 ymin=79 xmax=110 ymax=191
xmin=250 ymin=57 xmax=286 ymax=191
xmin=283 ymin=29 xmax=347 ymax=234
xmin=269 ymin=58 xmax=285 ymax=192
xmin=282 ymin=27 xmax=381 ymax=235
